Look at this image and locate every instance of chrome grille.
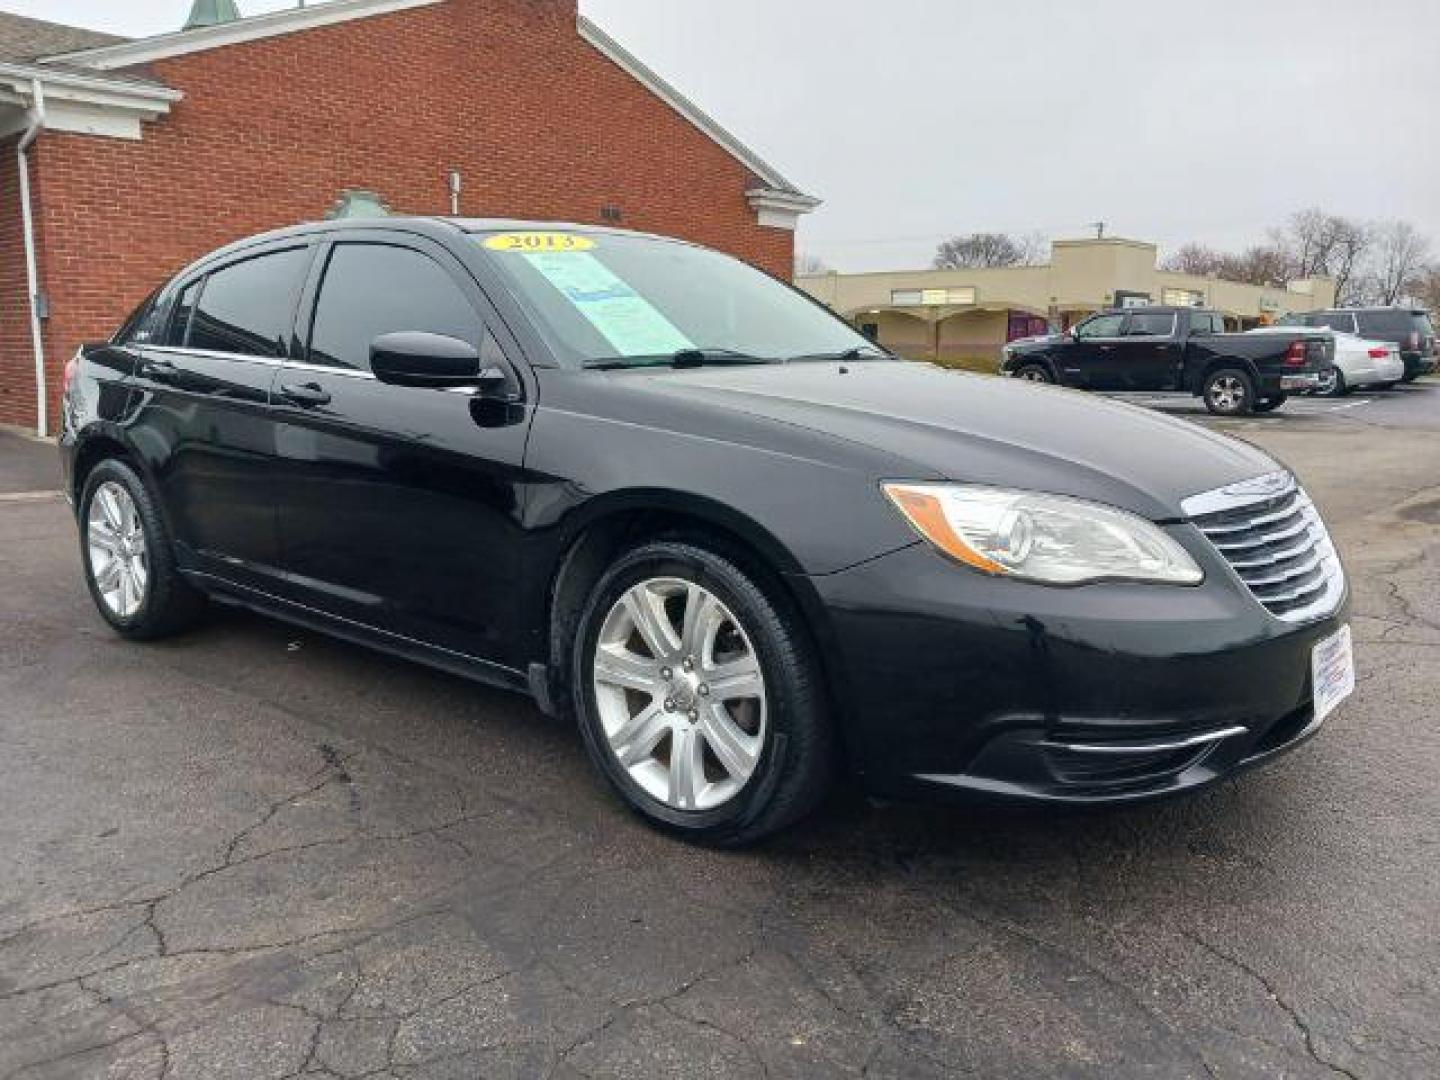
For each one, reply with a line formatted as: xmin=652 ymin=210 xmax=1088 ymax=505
xmin=1182 ymin=471 xmax=1344 ymax=623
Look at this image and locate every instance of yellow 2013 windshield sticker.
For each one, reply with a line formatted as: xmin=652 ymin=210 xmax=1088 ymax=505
xmin=483 ymin=232 xmax=595 ymax=253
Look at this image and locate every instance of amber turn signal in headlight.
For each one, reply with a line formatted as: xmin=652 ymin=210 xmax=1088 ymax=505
xmin=882 ymin=483 xmax=1203 ymax=586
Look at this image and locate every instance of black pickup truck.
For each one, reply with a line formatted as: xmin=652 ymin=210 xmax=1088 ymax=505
xmin=999 ymin=306 xmax=1332 ymax=415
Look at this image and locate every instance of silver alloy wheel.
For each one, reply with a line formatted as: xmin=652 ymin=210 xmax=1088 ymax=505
xmin=87 ymin=481 xmax=148 ymax=618
xmin=1209 ymin=375 xmax=1246 ymax=412
xmin=592 ymin=577 xmax=767 ymax=811
xmin=1315 ymin=367 xmax=1339 ymax=396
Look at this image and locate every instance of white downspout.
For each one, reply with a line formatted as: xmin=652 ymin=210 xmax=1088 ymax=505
xmin=18 ymin=78 xmax=47 ymax=438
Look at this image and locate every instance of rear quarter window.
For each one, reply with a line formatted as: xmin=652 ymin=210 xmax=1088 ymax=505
xmin=1356 ymin=310 xmax=1415 ymax=338
xmin=113 ymin=290 xmax=163 ymax=345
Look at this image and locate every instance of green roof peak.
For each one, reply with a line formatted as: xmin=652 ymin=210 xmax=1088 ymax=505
xmin=184 ymin=0 xmax=243 ymax=30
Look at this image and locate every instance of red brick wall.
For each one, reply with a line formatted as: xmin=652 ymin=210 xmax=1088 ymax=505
xmin=0 ymin=139 xmax=38 ymax=429
xmin=6 ymin=0 xmax=797 ymax=431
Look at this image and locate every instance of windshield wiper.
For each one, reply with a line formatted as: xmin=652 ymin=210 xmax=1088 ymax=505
xmin=782 ymin=346 xmax=889 ymax=364
xmin=583 ymin=347 xmax=774 ymax=371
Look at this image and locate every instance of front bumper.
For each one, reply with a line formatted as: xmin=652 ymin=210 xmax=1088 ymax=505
xmin=808 ymin=534 xmax=1347 ymax=805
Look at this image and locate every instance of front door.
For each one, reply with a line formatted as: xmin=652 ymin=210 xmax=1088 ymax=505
xmin=1068 ymin=312 xmax=1127 ymax=388
xmin=131 ymin=242 xmax=314 ymax=589
xmin=267 ymin=234 xmax=533 ymax=665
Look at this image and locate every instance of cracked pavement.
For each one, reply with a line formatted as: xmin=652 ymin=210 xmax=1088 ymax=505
xmin=2 ymin=383 xmax=1439 ymax=1079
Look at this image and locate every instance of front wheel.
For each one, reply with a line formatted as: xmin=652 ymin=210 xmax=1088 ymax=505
xmin=572 ymin=540 xmax=833 ymax=846
xmin=1011 ymin=363 xmax=1053 ymax=384
xmin=1202 ymin=368 xmax=1255 ymax=416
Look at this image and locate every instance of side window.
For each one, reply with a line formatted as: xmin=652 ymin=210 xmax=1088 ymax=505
xmin=167 ymin=279 xmax=201 ymax=346
xmin=1356 ymin=311 xmax=1404 ymax=338
xmin=1318 ymin=312 xmax=1356 ymax=334
xmin=114 ymin=289 xmax=161 ymax=345
xmin=1076 ymin=313 xmax=1125 ymax=339
xmin=1125 ymin=311 xmax=1176 ymax=337
xmin=187 ymin=247 xmax=310 ymax=357
xmin=307 ymin=244 xmax=483 ymax=371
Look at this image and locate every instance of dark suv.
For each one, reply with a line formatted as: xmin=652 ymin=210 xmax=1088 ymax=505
xmin=1282 ymin=308 xmax=1436 ymax=381
xmin=59 ymin=218 xmax=1353 ymax=844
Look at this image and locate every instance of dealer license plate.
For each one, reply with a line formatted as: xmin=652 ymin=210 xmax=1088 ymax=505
xmin=1312 ymin=625 xmax=1355 ymax=723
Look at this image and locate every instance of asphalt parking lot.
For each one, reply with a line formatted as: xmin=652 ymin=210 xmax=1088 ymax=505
xmin=3 ymin=380 xmax=1439 ymax=1080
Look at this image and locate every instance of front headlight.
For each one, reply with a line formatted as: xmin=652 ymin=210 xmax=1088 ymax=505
xmin=882 ymin=483 xmax=1203 ymax=586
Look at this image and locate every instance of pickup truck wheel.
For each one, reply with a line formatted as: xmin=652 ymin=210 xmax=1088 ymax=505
xmin=1315 ymin=367 xmax=1347 ymax=397
xmin=1202 ymin=368 xmax=1255 ymax=416
xmin=1012 ymin=363 xmax=1052 ymax=384
xmin=1253 ymin=395 xmax=1287 ymax=413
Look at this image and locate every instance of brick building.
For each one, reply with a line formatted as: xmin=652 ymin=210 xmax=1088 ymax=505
xmin=0 ymin=0 xmax=818 ymax=434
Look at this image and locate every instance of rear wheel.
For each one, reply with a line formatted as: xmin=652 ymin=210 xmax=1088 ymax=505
xmin=79 ymin=459 xmax=204 ymax=640
xmin=1314 ymin=366 xmax=1347 ymax=397
xmin=1012 ymin=363 xmax=1053 ymax=384
xmin=1202 ymin=368 xmax=1255 ymax=416
xmin=572 ymin=539 xmax=832 ymax=846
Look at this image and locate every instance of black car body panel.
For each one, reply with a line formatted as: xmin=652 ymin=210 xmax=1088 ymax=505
xmin=1001 ymin=306 xmax=1332 ymax=398
xmin=59 ymin=219 xmax=1350 ymax=807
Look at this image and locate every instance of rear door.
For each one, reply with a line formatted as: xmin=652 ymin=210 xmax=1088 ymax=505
xmin=1116 ymin=309 xmax=1182 ymax=390
xmin=130 ymin=241 xmax=313 ymax=588
xmin=1067 ymin=312 xmax=1128 ymax=389
xmin=267 ymin=232 xmax=534 ymax=664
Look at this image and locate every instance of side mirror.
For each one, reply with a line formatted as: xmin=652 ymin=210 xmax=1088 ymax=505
xmin=370 ymin=332 xmax=485 ymax=388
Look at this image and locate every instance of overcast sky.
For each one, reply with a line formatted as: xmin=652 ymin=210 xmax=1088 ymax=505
xmin=11 ymin=0 xmax=1440 ymax=270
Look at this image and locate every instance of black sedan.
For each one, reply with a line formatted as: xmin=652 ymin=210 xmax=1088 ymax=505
xmin=59 ymin=219 xmax=1354 ymax=844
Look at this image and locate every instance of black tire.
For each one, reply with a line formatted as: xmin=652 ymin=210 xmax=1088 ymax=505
xmin=1315 ymin=366 xmax=1347 ymax=398
xmin=1012 ymin=363 xmax=1053 ymax=384
xmin=1202 ymin=367 xmax=1256 ymax=416
xmin=571 ymin=539 xmax=833 ymax=846
xmin=1401 ymin=370 xmax=1419 ymax=383
xmin=1253 ymin=395 xmax=1287 ymax=413
xmin=78 ymin=458 xmax=205 ymax=640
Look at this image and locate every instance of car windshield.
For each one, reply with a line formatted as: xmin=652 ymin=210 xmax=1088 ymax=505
xmin=474 ymin=229 xmax=883 ymax=369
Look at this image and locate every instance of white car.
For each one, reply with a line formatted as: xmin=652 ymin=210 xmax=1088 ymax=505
xmin=1246 ymin=325 xmax=1404 ymax=396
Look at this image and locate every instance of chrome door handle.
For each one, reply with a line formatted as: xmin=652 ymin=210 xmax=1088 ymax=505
xmin=278 ymin=382 xmax=331 ymax=407
xmin=144 ymin=358 xmax=179 ymax=381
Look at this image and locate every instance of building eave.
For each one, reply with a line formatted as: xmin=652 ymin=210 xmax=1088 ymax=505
xmin=41 ymin=0 xmax=444 ymax=70
xmin=577 ymin=14 xmax=819 ymax=214
xmin=0 ymin=62 xmax=180 ymax=139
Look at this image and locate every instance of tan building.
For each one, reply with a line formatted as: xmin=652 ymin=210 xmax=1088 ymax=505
xmin=797 ymin=238 xmax=1336 ymax=370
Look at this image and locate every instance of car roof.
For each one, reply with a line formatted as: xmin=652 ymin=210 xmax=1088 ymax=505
xmin=1315 ymin=306 xmax=1427 ymax=315
xmin=1105 ymin=306 xmax=1216 ymax=315
xmin=175 ymin=217 xmax=704 ymax=281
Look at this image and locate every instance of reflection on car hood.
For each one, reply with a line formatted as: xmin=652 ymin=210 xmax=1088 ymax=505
xmin=633 ymin=361 xmax=1279 ymax=520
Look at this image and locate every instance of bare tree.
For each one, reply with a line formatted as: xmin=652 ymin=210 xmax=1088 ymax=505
xmin=933 ymin=232 xmax=1028 ymax=270
xmin=1408 ymin=265 xmax=1440 ymax=314
xmin=1162 ymin=244 xmax=1227 ymax=276
xmin=1369 ymin=221 xmax=1432 ymax=306
xmin=793 ymin=252 xmax=830 ymax=277
xmin=1014 ymin=231 xmax=1050 ymax=266
xmin=1272 ymin=209 xmax=1372 ymax=302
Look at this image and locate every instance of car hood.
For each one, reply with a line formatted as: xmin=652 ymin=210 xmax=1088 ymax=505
xmin=630 ymin=361 xmax=1280 ymax=520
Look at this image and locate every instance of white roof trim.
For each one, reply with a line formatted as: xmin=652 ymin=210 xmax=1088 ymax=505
xmin=577 ymin=14 xmax=816 ymax=206
xmin=42 ymin=0 xmax=444 ymax=70
xmin=0 ymin=62 xmax=182 ymax=105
